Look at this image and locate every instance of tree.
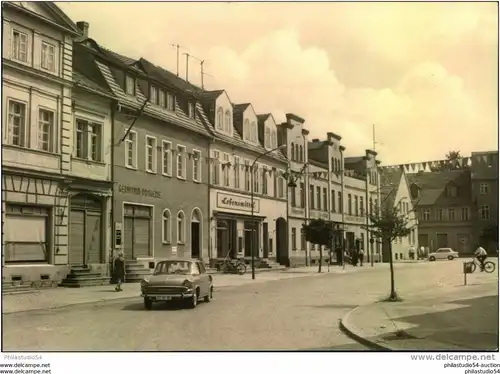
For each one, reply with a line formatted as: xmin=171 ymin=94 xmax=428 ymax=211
xmin=368 ymin=202 xmax=414 ymax=301
xmin=302 ymin=219 xmax=336 ymax=273
xmin=430 ymin=150 xmax=468 ymax=172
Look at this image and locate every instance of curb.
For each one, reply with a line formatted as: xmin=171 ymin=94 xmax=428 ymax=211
xmin=338 ymin=307 xmax=392 ymax=351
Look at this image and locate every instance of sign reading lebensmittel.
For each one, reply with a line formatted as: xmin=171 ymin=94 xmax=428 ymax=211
xmin=216 ymin=192 xmax=260 ymax=213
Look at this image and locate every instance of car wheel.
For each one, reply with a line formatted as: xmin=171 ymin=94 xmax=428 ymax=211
xmin=447 ymin=255 xmax=454 ymax=260
xmin=429 ymin=256 xmax=436 ymax=261
xmin=187 ymin=289 xmax=198 ymax=309
xmin=144 ymin=298 xmax=153 ymax=310
xmin=204 ymin=286 xmax=213 ymax=302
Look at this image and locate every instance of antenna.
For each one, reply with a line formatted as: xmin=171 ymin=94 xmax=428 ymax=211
xmin=183 ymin=52 xmax=190 ymax=82
xmin=373 ymin=123 xmax=376 ymax=151
xmin=199 ymin=60 xmax=214 ymax=89
xmin=170 ymin=44 xmax=181 ymax=77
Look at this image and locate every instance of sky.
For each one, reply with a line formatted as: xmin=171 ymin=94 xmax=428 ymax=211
xmin=59 ymin=1 xmax=499 ymax=165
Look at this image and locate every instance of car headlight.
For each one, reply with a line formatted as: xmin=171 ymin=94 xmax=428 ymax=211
xmin=183 ymin=280 xmax=193 ymax=289
xmin=141 ymin=279 xmax=149 ymax=289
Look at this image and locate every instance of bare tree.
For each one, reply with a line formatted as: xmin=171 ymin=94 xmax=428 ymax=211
xmin=302 ymin=219 xmax=336 ymax=273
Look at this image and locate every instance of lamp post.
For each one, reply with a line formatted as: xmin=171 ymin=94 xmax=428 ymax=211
xmin=250 ymin=144 xmax=287 ymax=280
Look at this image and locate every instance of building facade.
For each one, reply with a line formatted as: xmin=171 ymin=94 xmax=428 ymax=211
xmin=2 ymin=2 xmax=84 ymax=285
xmin=379 ymin=167 xmax=418 ymax=261
xmin=470 ymin=151 xmax=499 ymax=252
xmin=408 ymin=170 xmax=473 ymax=254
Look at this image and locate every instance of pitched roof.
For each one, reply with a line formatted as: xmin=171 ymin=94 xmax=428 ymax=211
xmin=196 ymin=90 xmax=224 ymax=103
xmin=380 ymin=168 xmax=403 ymax=208
xmin=257 ymin=113 xmax=271 ymax=126
xmin=233 ymin=103 xmax=250 ymax=116
xmin=345 ymin=156 xmax=364 ymax=164
xmin=308 ymin=141 xmax=326 ymax=150
xmin=73 ymin=70 xmax=113 ymax=98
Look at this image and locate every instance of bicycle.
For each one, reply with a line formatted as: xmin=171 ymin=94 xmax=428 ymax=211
xmin=216 ymin=253 xmax=247 ymax=275
xmin=469 ymin=257 xmax=496 ymax=274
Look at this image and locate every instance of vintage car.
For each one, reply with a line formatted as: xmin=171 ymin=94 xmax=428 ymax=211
xmin=140 ymin=259 xmax=213 ymax=310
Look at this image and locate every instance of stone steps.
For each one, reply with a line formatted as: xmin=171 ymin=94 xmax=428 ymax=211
xmin=124 ymin=260 xmax=150 ymax=284
xmin=59 ymin=266 xmax=110 ymax=288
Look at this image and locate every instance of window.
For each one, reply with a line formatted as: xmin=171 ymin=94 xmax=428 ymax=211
xmin=265 ymin=128 xmax=271 ymax=148
xmin=253 ymin=167 xmax=259 ymax=193
xmin=150 ymin=86 xmax=158 ymax=105
xmin=177 ymin=211 xmax=185 ymax=244
xmin=125 ymin=75 xmax=136 ymax=96
xmin=480 ymin=205 xmax=490 ymax=220
xmin=316 ymin=186 xmax=321 ymax=210
xmin=271 ymin=130 xmax=277 ymax=148
xmin=291 ymin=228 xmax=297 ymax=250
xmin=12 ymin=30 xmax=28 ymax=62
xmin=300 ymin=183 xmax=305 ymax=208
xmin=211 ymin=151 xmax=220 ymax=185
xmin=369 ymin=198 xmax=373 ymax=214
xmin=224 ymin=110 xmax=232 ymax=133
xmin=461 ymin=207 xmax=469 ymax=221
xmin=331 ymin=190 xmax=336 ymax=212
xmin=223 ymin=153 xmax=230 ymax=187
xmin=360 ymin=196 xmax=364 ymax=216
xmin=448 ymin=208 xmax=455 ymax=221
xmin=291 ymin=143 xmax=295 ymax=160
xmin=125 ymin=131 xmax=137 ymax=168
xmin=145 ymin=136 xmax=157 ymax=173
xmin=217 ymin=108 xmax=224 ymax=131
xmin=309 ymin=186 xmax=314 ymax=209
xmin=338 ymin=192 xmax=342 ymax=213
xmin=290 ymin=185 xmax=296 ymax=207
xmin=437 ymin=208 xmax=444 ymax=220
xmin=243 ymin=119 xmax=250 ymax=140
xmin=323 ymin=188 xmax=328 ymax=211
xmin=277 ymin=172 xmax=284 ymax=198
xmin=244 ymin=160 xmax=250 ymax=191
xmin=250 ymin=121 xmax=257 ymax=142
xmin=234 ymin=157 xmax=240 ymax=189
xmin=295 ymin=145 xmax=299 ymax=162
xmin=162 ymin=209 xmax=171 ymax=243
xmin=301 ymin=230 xmax=306 ymax=250
xmin=162 ymin=141 xmax=172 ymax=176
xmin=422 ymin=208 xmax=430 ymax=221
xmin=76 ymin=119 xmax=102 ymax=161
xmin=7 ymin=100 xmax=26 ymax=147
xmin=158 ymin=90 xmax=166 ymax=107
xmin=41 ymin=41 xmax=55 ymax=71
xmin=166 ymin=93 xmax=175 ymax=111
xmin=262 ymin=169 xmax=268 ymax=195
xmin=176 ymin=145 xmax=186 ymax=179
xmin=355 ymin=196 xmax=359 ymax=216
xmin=192 ymin=150 xmax=201 ymax=182
xmin=299 ymin=145 xmax=303 ymax=162
xmin=446 ymin=185 xmax=458 ymax=197
xmin=188 ymin=102 xmax=195 ymax=119
xmin=480 ymin=183 xmax=489 ymax=195
xmin=348 ymin=194 xmax=352 ymax=215
xmin=38 ymin=109 xmax=54 ymax=152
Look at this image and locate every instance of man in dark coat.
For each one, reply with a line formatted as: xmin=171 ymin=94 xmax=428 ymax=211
xmin=114 ymin=252 xmax=125 ymax=292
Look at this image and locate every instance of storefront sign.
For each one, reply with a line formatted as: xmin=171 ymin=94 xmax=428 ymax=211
xmin=311 ymin=210 xmax=329 ymax=220
xmin=345 ymin=214 xmax=365 ymax=224
xmin=118 ymin=184 xmax=161 ymax=199
xmin=216 ymin=192 xmax=260 ymax=213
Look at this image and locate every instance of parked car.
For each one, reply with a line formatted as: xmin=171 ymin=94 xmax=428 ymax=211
xmin=428 ymin=248 xmax=459 ymax=261
xmin=141 ymin=259 xmax=213 ymax=310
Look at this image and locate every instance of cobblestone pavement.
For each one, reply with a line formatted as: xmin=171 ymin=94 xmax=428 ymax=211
xmin=3 ymin=260 xmax=476 ymax=351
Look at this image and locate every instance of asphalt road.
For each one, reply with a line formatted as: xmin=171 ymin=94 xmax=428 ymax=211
xmin=2 ymin=261 xmax=494 ymax=351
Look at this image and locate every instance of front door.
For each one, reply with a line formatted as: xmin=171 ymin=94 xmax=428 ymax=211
xmin=123 ymin=204 xmax=152 ymax=259
xmin=191 ymin=222 xmax=200 ymax=258
xmin=263 ymin=222 xmax=269 ymax=258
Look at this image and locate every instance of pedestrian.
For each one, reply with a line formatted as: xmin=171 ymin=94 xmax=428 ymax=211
xmin=409 ymin=246 xmax=415 ymax=260
xmin=419 ymin=246 xmax=425 ymax=260
xmin=114 ymin=252 xmax=125 ymax=292
xmin=358 ymin=248 xmax=365 ymax=266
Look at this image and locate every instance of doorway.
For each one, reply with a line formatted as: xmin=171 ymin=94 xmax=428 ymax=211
xmin=263 ymin=222 xmax=269 ymax=258
xmin=191 ymin=209 xmax=202 ymax=259
xmin=216 ymin=219 xmax=237 ymax=258
xmin=275 ymin=217 xmax=287 ymax=265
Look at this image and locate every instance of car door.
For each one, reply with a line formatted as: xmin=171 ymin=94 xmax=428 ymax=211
xmin=192 ymin=261 xmax=206 ymax=296
xmin=197 ymin=261 xmax=209 ymax=296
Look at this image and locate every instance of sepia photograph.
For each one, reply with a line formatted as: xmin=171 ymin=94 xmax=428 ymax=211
xmin=0 ymin=0 xmax=498 ymax=372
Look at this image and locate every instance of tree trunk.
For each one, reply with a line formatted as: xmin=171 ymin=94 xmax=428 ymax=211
xmin=318 ymin=246 xmax=323 ymax=273
xmin=388 ymin=240 xmax=397 ymax=299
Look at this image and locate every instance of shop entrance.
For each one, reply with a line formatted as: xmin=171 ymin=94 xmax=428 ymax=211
xmin=216 ymin=219 xmax=237 ymax=258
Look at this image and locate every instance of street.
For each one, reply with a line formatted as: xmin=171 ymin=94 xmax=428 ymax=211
xmin=2 ymin=261 xmax=497 ymax=351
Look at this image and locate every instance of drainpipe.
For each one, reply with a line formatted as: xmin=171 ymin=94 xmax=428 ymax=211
xmin=207 ymin=136 xmax=215 ymax=264
xmin=109 ymin=99 xmax=117 ymax=279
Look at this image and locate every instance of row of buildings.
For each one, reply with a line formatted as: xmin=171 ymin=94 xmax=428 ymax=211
xmin=2 ymin=2 xmax=386 ymax=287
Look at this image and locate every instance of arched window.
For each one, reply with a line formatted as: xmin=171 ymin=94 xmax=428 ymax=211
xmin=244 ymin=119 xmax=250 ymax=140
xmin=294 ymin=144 xmax=299 ymax=162
xmin=271 ymin=130 xmax=277 ymax=148
xmin=224 ymin=110 xmax=231 ymax=133
xmin=251 ymin=121 xmax=257 ymax=142
xmin=216 ymin=107 xmax=224 ymax=130
xmin=265 ymin=128 xmax=271 ymax=148
xmin=177 ymin=211 xmax=185 ymax=244
xmin=299 ymin=145 xmax=303 ymax=162
xmin=291 ymin=142 xmax=295 ymax=160
xmin=162 ymin=209 xmax=171 ymax=243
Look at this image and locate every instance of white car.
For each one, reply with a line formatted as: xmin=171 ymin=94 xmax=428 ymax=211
xmin=428 ymin=248 xmax=459 ymax=261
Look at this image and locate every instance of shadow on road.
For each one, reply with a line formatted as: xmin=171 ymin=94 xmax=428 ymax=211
xmin=373 ymin=295 xmax=499 ymax=350
xmin=122 ymin=300 xmax=210 ymax=312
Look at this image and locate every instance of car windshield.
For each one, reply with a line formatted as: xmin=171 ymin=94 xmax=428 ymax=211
xmin=438 ymin=249 xmax=451 ymax=252
xmin=154 ymin=261 xmax=193 ymax=275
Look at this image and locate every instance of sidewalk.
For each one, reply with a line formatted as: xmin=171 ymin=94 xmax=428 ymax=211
xmin=2 ymin=264 xmax=377 ymax=314
xmin=340 ymin=273 xmax=499 ymax=351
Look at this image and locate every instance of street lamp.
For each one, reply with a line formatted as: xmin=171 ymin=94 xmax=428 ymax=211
xmin=250 ymin=144 xmax=287 ymax=280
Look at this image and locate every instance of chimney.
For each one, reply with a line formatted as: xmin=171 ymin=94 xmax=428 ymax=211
xmin=76 ymin=21 xmax=89 ymax=38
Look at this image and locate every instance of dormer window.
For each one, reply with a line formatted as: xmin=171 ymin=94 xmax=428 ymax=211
xmin=166 ymin=93 xmax=175 ymax=111
xmin=271 ymin=130 xmax=277 ymax=148
xmin=410 ymin=184 xmax=419 ymax=199
xmin=243 ymin=119 xmax=250 ymax=140
xmin=188 ymin=102 xmax=195 ymax=119
xmin=446 ymin=184 xmax=458 ymax=197
xmin=125 ymin=75 xmax=136 ymax=96
xmin=265 ymin=128 xmax=271 ymax=148
xmin=150 ymin=85 xmax=158 ymax=104
xmin=250 ymin=121 xmax=257 ymax=142
xmin=216 ymin=107 xmax=224 ymax=130
xmin=224 ymin=110 xmax=232 ymax=133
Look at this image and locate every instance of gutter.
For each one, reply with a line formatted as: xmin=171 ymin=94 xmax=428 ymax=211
xmin=110 ymin=99 xmax=118 ymax=277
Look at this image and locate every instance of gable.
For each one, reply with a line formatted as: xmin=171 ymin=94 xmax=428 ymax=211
xmin=215 ymin=91 xmax=232 ymax=110
xmin=8 ymin=2 xmax=81 ymax=35
xmin=243 ymin=104 xmax=258 ymax=123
